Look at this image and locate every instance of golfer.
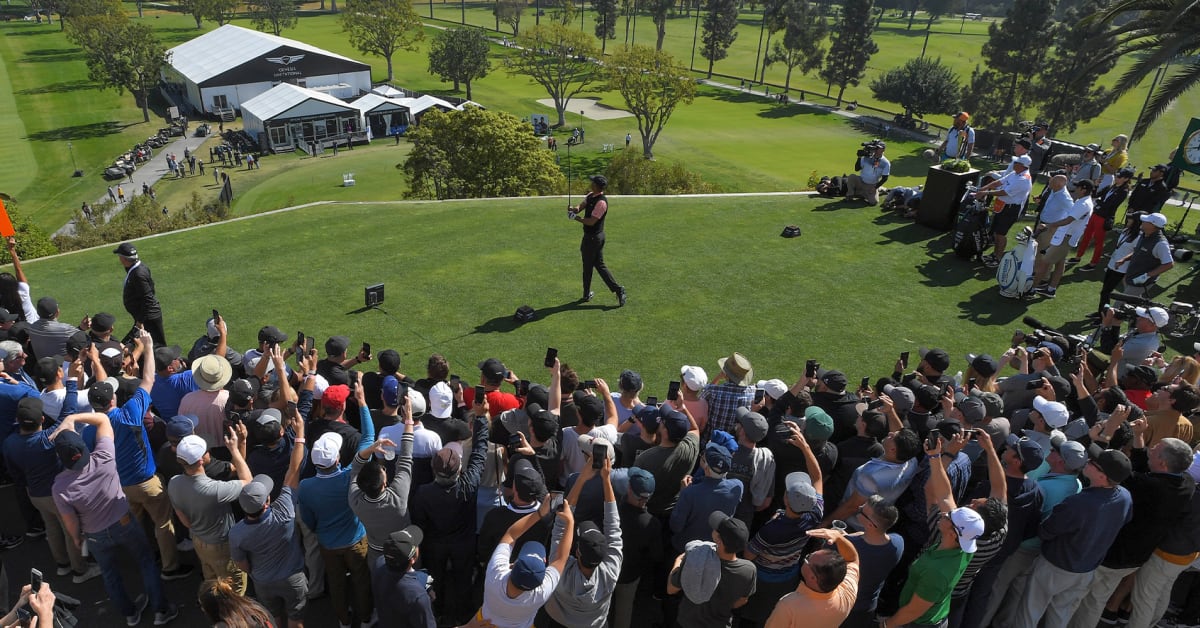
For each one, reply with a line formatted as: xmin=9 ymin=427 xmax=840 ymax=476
xmin=569 ymin=175 xmax=626 ymax=307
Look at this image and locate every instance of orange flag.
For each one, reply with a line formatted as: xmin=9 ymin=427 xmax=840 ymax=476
xmin=0 ymin=199 xmax=14 ymax=238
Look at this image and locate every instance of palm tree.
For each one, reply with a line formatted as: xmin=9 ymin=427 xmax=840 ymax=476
xmin=1092 ymin=0 xmax=1200 ymax=140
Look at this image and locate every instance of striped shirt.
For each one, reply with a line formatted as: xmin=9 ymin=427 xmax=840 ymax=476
xmin=923 ymin=504 xmax=1007 ymax=597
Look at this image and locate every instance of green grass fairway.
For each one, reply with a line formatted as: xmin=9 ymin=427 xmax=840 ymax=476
xmin=19 ymin=196 xmax=1200 ymax=390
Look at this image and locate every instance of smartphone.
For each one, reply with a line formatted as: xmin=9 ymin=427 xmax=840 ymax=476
xmin=547 ymin=491 xmax=565 ymax=512
xmin=754 ymin=388 xmax=766 ymax=404
xmin=646 ymin=396 xmax=658 ymax=406
xmin=968 ymin=377 xmax=977 ymax=389
xmin=667 ymin=381 xmax=681 ymax=402
xmin=517 ymin=379 xmax=530 ymax=396
xmin=940 ymin=382 xmax=950 ymax=398
xmin=861 ymin=376 xmax=871 ymax=389
xmin=1026 ymin=379 xmax=1045 ymax=390
xmin=304 ymin=336 xmax=315 ymax=355
xmin=474 ymin=385 xmax=486 ymax=403
xmin=296 ymin=331 xmax=304 ymax=347
xmin=867 ymin=398 xmax=885 ymax=410
xmin=212 ymin=308 xmax=220 ymax=322
xmin=592 ymin=443 xmax=605 ymax=468
xmin=900 ymin=351 xmax=910 ymax=369
xmin=286 ymin=400 xmax=298 ymax=415
xmin=578 ymin=380 xmax=596 ymax=389
xmin=805 ymin=359 xmax=818 ymax=378
xmin=926 ymin=433 xmax=941 ymax=450
xmin=506 ymin=370 xmax=512 ymax=380
xmin=544 ymin=347 xmax=558 ymax=368
xmin=29 ymin=567 xmax=42 ymax=594
xmin=450 ymin=374 xmax=461 ymax=388
xmin=361 ymin=342 xmax=371 ymax=358
xmin=508 ymin=434 xmax=522 ymax=448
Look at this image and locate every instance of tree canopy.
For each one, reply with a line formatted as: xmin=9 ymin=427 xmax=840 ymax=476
xmin=506 ymin=24 xmax=601 ymax=127
xmin=699 ymin=0 xmax=740 ymax=78
xmin=605 ymin=45 xmax=697 ymax=159
xmin=342 ymin=0 xmax=425 ymax=82
xmin=402 ymin=107 xmax=564 ymax=199
xmin=248 ymin=0 xmax=296 ymax=36
xmin=870 ymin=56 xmax=960 ymax=117
xmin=819 ymin=0 xmax=878 ymax=105
xmin=764 ymin=0 xmax=827 ymax=91
xmin=428 ymin=27 xmax=492 ymax=100
xmin=67 ymin=17 xmax=170 ymax=123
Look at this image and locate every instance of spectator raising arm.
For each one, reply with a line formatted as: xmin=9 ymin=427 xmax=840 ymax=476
xmin=549 ymin=356 xmax=562 ymax=416
xmin=138 ymin=328 xmax=155 ymax=392
xmin=594 ymin=377 xmax=620 ymax=428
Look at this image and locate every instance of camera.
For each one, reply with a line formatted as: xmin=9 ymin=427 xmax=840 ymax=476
xmin=857 ymin=140 xmax=884 ymax=157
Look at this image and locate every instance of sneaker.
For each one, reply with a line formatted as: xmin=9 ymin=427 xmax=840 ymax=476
xmin=984 ymin=257 xmax=1000 ymax=268
xmin=1066 ymin=257 xmax=1081 ymax=265
xmin=56 ymin=564 xmax=72 ymax=577
xmin=0 ymin=534 xmax=24 ymax=551
xmin=580 ymin=291 xmax=594 ymax=303
xmin=1038 ymin=287 xmax=1057 ymax=298
xmin=126 ymin=594 xmax=149 ymax=626
xmin=617 ymin=287 xmax=627 ymax=307
xmin=25 ymin=527 xmax=45 ymax=539
xmin=72 ymin=564 xmax=101 ymax=584
xmin=160 ymin=564 xmax=194 ymax=581
xmin=1080 ymin=263 xmax=1097 ymax=271
xmin=153 ymin=604 xmax=179 ymax=626
xmin=175 ymin=538 xmax=193 ymax=552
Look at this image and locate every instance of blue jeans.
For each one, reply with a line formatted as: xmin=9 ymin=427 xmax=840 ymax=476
xmin=86 ymin=514 xmax=167 ymax=616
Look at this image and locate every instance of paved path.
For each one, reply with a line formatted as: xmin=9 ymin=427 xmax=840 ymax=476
xmin=54 ymin=130 xmax=214 ymax=238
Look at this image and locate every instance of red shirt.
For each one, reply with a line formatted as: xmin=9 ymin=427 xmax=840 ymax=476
xmin=464 ymin=388 xmax=522 ymax=417
xmin=1125 ymin=389 xmax=1151 ymax=410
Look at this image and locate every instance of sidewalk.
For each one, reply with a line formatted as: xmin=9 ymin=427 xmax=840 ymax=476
xmin=55 ymin=130 xmax=215 ymax=237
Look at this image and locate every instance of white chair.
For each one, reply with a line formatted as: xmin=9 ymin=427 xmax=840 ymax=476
xmin=343 ymin=173 xmax=355 ymax=187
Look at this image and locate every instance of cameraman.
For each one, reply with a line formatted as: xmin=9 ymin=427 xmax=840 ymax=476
xmin=1097 ymin=305 xmax=1168 ymax=368
xmin=1116 ymin=212 xmax=1174 ymax=297
xmin=845 ymin=141 xmax=890 ymax=206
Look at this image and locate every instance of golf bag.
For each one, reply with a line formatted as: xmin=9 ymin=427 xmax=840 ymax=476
xmin=997 ymin=226 xmax=1038 ymax=298
xmin=953 ymin=188 xmax=992 ymax=261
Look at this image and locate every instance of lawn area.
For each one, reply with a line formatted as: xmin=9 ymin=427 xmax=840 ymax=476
xmin=0 ymin=0 xmax=1195 ymax=235
xmin=18 ymin=195 xmax=1200 ymax=389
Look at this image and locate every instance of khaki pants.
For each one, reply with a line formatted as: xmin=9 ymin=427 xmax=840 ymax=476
xmin=122 ymin=476 xmax=179 ymax=571
xmin=28 ymin=494 xmax=86 ymax=573
xmin=193 ymin=537 xmax=247 ymax=595
xmin=845 ymin=174 xmax=881 ymax=205
xmin=320 ymin=536 xmax=372 ymax=626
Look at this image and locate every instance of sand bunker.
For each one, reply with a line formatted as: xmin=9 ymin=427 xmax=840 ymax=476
xmin=537 ymin=98 xmax=634 ymax=120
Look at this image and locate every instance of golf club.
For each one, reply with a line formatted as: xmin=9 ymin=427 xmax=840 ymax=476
xmin=566 ymin=140 xmax=573 ymax=210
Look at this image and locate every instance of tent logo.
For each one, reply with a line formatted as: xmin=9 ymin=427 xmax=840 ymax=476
xmin=266 ymin=54 xmax=305 ymax=65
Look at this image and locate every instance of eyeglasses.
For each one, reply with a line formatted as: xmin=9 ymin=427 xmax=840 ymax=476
xmin=856 ymin=505 xmax=876 ymax=528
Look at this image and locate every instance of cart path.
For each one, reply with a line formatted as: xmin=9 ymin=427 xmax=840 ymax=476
xmin=54 ymin=130 xmax=214 ymax=238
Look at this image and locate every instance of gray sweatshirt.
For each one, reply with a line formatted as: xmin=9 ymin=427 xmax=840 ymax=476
xmin=349 ymin=430 xmax=414 ymax=561
xmin=543 ymin=500 xmax=623 ymax=628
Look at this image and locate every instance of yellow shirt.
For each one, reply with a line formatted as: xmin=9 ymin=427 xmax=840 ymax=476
xmin=1102 ymin=151 xmax=1128 ymax=175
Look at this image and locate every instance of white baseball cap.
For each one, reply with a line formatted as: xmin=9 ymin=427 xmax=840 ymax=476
xmin=681 ymin=365 xmax=708 ymax=391
xmin=311 ymin=432 xmax=343 ymax=467
xmin=429 ymin=382 xmax=453 ymax=419
xmin=1135 ymin=306 xmax=1169 ymax=328
xmin=176 ymin=435 xmax=207 ymax=465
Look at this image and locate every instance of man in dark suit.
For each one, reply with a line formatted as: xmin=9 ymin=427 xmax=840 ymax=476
xmin=114 ymin=242 xmax=166 ymax=345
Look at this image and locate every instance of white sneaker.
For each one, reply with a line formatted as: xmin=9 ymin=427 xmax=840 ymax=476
xmin=56 ymin=564 xmax=72 ymax=577
xmin=72 ymin=564 xmax=101 ymax=584
xmin=176 ymin=538 xmax=193 ymax=552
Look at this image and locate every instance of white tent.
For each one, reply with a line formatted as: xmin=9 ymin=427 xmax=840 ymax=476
xmin=350 ymin=93 xmax=413 ymax=139
xmin=242 ymin=83 xmax=362 ymax=152
xmin=371 ymin=85 xmax=405 ymax=98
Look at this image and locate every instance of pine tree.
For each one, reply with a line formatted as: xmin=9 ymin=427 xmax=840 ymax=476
xmin=593 ymin=0 xmax=619 ymax=54
xmin=961 ymin=0 xmax=1056 ymax=130
xmin=700 ymin=0 xmax=739 ymax=77
xmin=1028 ymin=0 xmax=1117 ymax=133
xmin=819 ymin=0 xmax=877 ymax=106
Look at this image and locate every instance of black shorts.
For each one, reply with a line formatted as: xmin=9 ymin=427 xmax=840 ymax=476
xmin=992 ymin=203 xmax=1022 ymax=236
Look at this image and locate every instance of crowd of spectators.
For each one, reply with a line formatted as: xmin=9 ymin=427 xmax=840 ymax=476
xmin=0 ymin=237 xmax=1197 ymax=628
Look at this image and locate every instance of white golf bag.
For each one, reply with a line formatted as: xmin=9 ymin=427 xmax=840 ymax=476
xmin=997 ymin=226 xmax=1037 ymax=298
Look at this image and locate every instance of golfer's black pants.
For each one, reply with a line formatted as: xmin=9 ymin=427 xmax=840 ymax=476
xmin=133 ymin=317 xmax=167 ymax=347
xmin=1098 ymin=268 xmax=1126 ymax=313
xmin=581 ymin=234 xmax=620 ymax=295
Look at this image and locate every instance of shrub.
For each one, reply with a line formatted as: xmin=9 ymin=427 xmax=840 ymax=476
xmin=0 ymin=198 xmax=58 ymax=263
xmin=53 ymin=192 xmax=228 ymax=252
xmin=604 ymin=150 xmax=717 ymax=195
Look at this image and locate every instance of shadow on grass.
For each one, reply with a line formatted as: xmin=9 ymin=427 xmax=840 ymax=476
xmin=3 ymin=28 xmax=56 ymax=37
xmin=889 ymin=154 xmax=937 ymax=178
xmin=876 ymin=221 xmax=942 ymax=245
xmin=758 ymin=102 xmax=836 ymax=119
xmin=954 ymin=285 xmax=1034 ymax=325
xmin=27 ymin=121 xmax=129 ymax=142
xmin=473 ymin=300 xmax=617 ymax=335
xmin=17 ymin=79 xmax=95 ymax=95
xmin=22 ymin=47 xmax=82 ymax=62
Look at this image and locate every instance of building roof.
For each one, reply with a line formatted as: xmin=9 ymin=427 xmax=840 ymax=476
xmin=349 ymin=93 xmax=411 ymax=114
xmin=241 ymin=83 xmax=356 ymax=122
xmin=167 ymin=24 xmax=365 ymax=85
xmin=408 ymin=95 xmax=459 ymax=115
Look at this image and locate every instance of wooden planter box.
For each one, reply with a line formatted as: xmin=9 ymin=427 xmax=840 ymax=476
xmin=918 ymin=165 xmax=981 ymax=231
